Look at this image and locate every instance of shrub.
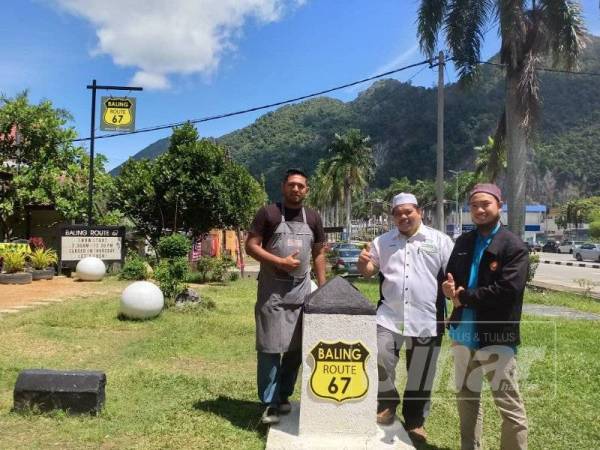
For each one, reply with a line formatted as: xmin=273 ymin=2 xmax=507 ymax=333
xmin=154 ymin=257 xmax=189 ymax=300
xmin=157 ymin=234 xmax=190 ymax=260
xmin=28 ymin=237 xmax=45 ymax=250
xmin=212 ymin=256 xmax=236 ymax=282
xmin=119 ymin=256 xmax=149 ymax=280
xmin=28 ymin=248 xmax=58 ymax=270
xmin=527 ymin=253 xmax=540 ymax=284
xmin=2 ymin=250 xmax=26 ymax=273
xmin=194 ymin=256 xmax=236 ymax=283
xmin=195 ymin=256 xmax=215 ymax=283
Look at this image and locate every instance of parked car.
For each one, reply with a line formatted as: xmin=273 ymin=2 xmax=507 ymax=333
xmin=331 ymin=242 xmax=358 ymax=250
xmin=542 ymin=241 xmax=559 ymax=253
xmin=574 ymin=243 xmax=600 ymax=262
xmin=328 ymin=242 xmax=360 ymax=258
xmin=558 ymin=240 xmax=585 ymax=254
xmin=524 ymin=241 xmax=541 ymax=253
xmin=331 ymin=248 xmax=361 ymax=276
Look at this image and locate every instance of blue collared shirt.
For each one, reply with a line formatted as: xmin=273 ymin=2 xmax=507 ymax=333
xmin=449 ymin=222 xmax=501 ymax=348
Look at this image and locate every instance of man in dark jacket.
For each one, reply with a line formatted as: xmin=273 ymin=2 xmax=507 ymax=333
xmin=442 ymin=183 xmax=528 ymax=450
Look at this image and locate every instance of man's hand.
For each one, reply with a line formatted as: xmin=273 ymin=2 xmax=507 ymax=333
xmin=278 ymin=250 xmax=301 ymax=273
xmin=443 ymin=273 xmax=463 ymax=307
xmin=358 ymin=243 xmax=378 ymax=277
xmin=358 ymin=243 xmax=372 ymax=266
xmin=442 ymin=273 xmax=456 ymax=299
xmin=452 ymin=287 xmax=464 ymax=307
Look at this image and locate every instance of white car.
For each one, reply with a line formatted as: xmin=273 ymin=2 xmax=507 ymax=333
xmin=558 ymin=240 xmax=585 ymax=254
xmin=574 ymin=243 xmax=600 ymax=262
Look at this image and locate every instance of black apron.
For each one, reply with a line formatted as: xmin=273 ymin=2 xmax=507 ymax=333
xmin=255 ymin=207 xmax=313 ymax=352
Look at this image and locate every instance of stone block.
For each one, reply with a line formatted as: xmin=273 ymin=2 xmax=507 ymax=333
xmin=13 ymin=369 xmax=106 ymax=415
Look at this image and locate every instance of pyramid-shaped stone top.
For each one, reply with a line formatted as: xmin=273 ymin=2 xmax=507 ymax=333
xmin=304 ymin=276 xmax=376 ymax=315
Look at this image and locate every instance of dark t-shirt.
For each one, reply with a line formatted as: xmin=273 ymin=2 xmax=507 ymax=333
xmin=249 ymin=202 xmax=326 ymax=247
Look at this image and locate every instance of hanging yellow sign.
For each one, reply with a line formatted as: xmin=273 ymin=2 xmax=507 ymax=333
xmin=100 ymin=97 xmax=136 ymax=132
xmin=309 ymin=341 xmax=370 ymax=403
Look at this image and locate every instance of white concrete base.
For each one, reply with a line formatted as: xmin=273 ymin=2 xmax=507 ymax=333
xmin=300 ymin=314 xmax=378 ymax=436
xmin=266 ymin=402 xmax=415 ymax=450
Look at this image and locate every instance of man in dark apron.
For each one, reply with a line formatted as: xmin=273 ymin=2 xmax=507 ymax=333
xmin=246 ymin=169 xmax=326 ymax=424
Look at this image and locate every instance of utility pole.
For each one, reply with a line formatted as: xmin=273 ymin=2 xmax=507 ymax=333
xmin=435 ymin=51 xmax=445 ymax=232
xmin=86 ymin=80 xmax=142 ymax=226
xmin=449 ymin=169 xmax=461 ymax=237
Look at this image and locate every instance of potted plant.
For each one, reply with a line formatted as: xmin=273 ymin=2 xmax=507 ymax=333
xmin=0 ymin=250 xmax=32 ymax=284
xmin=28 ymin=248 xmax=58 ymax=280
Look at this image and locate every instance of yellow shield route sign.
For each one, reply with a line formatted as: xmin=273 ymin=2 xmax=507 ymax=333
xmin=309 ymin=341 xmax=370 ymax=403
xmin=100 ymin=97 xmax=136 ymax=132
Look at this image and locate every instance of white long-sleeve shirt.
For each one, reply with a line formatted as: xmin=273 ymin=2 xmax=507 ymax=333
xmin=370 ymin=223 xmax=454 ymax=337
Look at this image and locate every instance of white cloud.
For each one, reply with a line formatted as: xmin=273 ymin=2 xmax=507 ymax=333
xmin=346 ymin=44 xmax=420 ymax=95
xmin=53 ymin=0 xmax=304 ymax=89
xmin=131 ymin=71 xmax=171 ymax=90
xmin=371 ymin=44 xmax=419 ymax=76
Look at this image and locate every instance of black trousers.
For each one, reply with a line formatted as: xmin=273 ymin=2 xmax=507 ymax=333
xmin=377 ymin=325 xmax=443 ymax=429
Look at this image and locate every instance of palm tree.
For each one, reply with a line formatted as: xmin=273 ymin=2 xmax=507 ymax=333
xmin=417 ymin=0 xmax=586 ymax=237
xmin=322 ymin=129 xmax=374 ymax=242
xmin=306 ymin=159 xmax=341 ymax=226
xmin=474 ymin=136 xmax=506 ymax=182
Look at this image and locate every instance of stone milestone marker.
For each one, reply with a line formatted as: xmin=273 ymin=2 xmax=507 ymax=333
xmin=266 ymin=276 xmax=414 ymax=450
xmin=13 ymin=369 xmax=106 ymax=415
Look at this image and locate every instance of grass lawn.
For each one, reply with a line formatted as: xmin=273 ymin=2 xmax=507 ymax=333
xmin=0 ymin=277 xmax=598 ymax=449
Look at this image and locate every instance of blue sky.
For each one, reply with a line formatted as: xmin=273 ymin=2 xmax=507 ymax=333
xmin=3 ymin=0 xmax=600 ymax=171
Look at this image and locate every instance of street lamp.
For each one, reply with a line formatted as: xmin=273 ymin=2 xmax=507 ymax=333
xmin=449 ymin=169 xmax=462 ymax=236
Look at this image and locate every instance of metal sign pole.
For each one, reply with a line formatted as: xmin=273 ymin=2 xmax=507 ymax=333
xmin=88 ymin=80 xmax=97 ymax=227
xmin=85 ymin=81 xmax=143 ymax=227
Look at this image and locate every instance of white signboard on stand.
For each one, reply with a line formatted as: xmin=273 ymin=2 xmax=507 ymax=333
xmin=59 ymin=226 xmax=125 ymax=263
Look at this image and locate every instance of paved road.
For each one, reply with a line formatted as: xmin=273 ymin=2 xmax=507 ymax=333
xmin=534 ymin=262 xmax=600 ymax=297
xmin=534 ymin=251 xmax=598 ymax=263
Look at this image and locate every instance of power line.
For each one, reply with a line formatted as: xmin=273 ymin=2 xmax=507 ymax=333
xmin=72 ymin=55 xmax=600 ymax=145
xmin=72 ymin=58 xmax=434 ymax=143
xmin=476 ymin=60 xmax=600 ymax=77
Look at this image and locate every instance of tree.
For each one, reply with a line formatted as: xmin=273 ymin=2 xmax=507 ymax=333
xmin=306 ymin=158 xmax=346 ymax=226
xmin=0 ymin=92 xmax=115 ymax=240
xmin=417 ymin=0 xmax=586 ymax=237
xmin=321 ymin=129 xmax=374 ymax=241
xmin=556 ymin=197 xmax=600 ymax=231
xmin=112 ymin=123 xmax=265 ymax=247
xmin=589 ymin=212 xmax=600 ymax=241
xmin=475 ymin=136 xmax=506 ymax=183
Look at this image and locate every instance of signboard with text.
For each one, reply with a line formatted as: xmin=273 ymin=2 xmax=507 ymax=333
xmin=100 ymin=96 xmax=136 ymax=132
xmin=309 ymin=341 xmax=370 ymax=403
xmin=59 ymin=226 xmax=125 ymax=263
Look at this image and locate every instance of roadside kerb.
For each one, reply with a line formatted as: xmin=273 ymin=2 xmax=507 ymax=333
xmin=530 ymin=280 xmax=600 ymax=300
xmin=540 ymin=259 xmax=600 ymax=269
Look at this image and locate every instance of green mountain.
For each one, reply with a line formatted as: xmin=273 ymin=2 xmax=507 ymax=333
xmin=112 ymin=35 xmax=600 ymax=204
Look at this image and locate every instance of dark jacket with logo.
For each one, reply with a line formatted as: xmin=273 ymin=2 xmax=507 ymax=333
xmin=446 ymin=226 xmax=529 ymax=348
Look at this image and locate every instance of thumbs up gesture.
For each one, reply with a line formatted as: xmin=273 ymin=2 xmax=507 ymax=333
xmin=359 ymin=243 xmax=373 ymax=265
xmin=442 ymin=273 xmax=456 ymax=299
xmin=358 ymin=243 xmax=378 ymax=276
xmin=442 ymin=273 xmax=463 ymax=307
xmin=279 ymin=250 xmax=301 ymax=272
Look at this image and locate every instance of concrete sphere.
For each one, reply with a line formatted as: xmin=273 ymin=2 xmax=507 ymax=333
xmin=75 ymin=257 xmax=106 ymax=281
xmin=120 ymin=281 xmax=164 ymax=319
